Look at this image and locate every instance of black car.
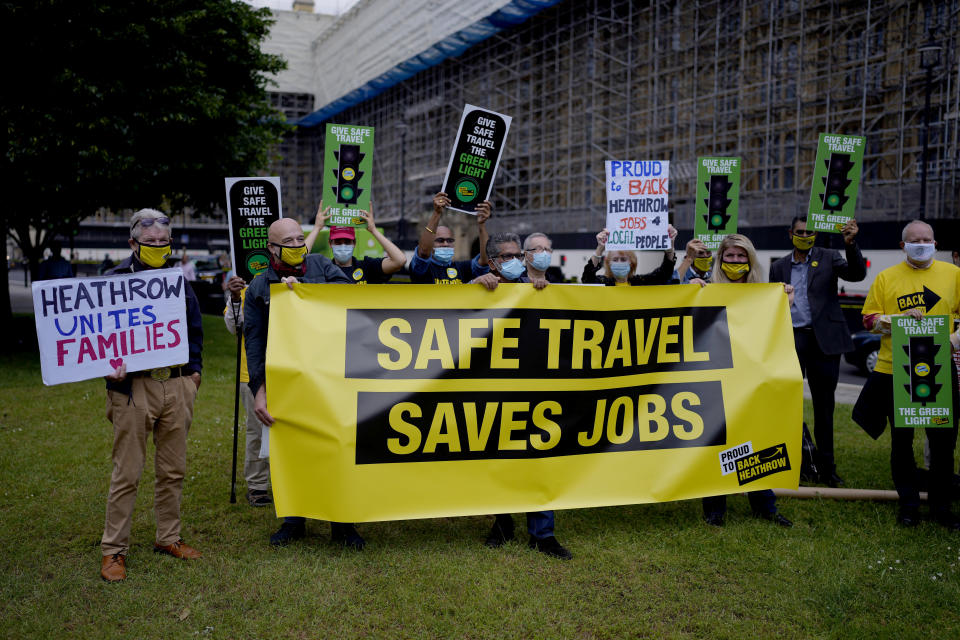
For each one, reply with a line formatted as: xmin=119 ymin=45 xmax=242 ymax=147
xmin=844 ymin=330 xmax=881 ymax=373
xmin=191 ymin=256 xmax=228 ymax=314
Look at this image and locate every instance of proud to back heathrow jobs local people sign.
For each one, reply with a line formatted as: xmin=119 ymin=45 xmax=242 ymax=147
xmin=605 ymin=161 xmax=671 ymax=251
xmin=441 ymin=105 xmax=512 ymax=215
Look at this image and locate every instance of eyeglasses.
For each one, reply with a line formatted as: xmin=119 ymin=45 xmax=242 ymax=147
xmin=498 ymin=253 xmax=523 ymax=261
xmin=434 ymin=237 xmax=455 ymax=245
xmin=132 ymin=216 xmax=170 ymax=230
xmin=525 ymin=246 xmax=552 ymax=254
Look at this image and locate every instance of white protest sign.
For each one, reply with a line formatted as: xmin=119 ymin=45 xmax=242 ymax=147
xmin=605 ymin=161 xmax=670 ymax=251
xmin=33 ymin=268 xmax=190 ymax=385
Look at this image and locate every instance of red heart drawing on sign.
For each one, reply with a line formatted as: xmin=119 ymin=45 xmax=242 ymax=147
xmin=109 ymin=358 xmax=123 ymax=370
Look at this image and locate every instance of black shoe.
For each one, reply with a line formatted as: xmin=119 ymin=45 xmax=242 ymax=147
xmin=528 ymin=535 xmax=572 ymax=560
xmin=757 ymin=512 xmax=793 ymax=528
xmin=704 ymin=513 xmax=725 ymax=527
xmin=246 ymin=489 xmax=273 ymax=507
xmin=270 ymin=521 xmax=306 ymax=546
xmin=818 ymin=470 xmax=845 ymax=488
xmin=331 ymin=523 xmax=365 ymax=550
xmin=896 ymin=507 xmax=920 ymax=528
xmin=484 ymin=515 xmax=515 ymax=548
xmin=932 ymin=510 xmax=960 ymax=531
xmin=799 ymin=469 xmax=818 ymax=484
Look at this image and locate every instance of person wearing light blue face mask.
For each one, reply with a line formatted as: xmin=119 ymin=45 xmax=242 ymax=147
xmin=409 ymin=192 xmax=492 ymax=284
xmin=308 ymin=201 xmax=407 ymax=285
xmin=581 ymin=226 xmax=678 ymax=286
xmin=522 ymin=232 xmax=557 ymax=286
xmin=470 ymin=233 xmax=570 ymax=559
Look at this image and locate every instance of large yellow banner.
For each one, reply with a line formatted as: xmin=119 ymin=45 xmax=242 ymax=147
xmin=266 ymin=282 xmax=802 ymax=522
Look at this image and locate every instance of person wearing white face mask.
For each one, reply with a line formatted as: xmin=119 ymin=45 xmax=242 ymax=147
xmin=582 ymin=226 xmax=677 ymax=286
xmin=307 ymin=201 xmax=406 ymax=284
xmin=853 ymin=219 xmax=960 ymax=530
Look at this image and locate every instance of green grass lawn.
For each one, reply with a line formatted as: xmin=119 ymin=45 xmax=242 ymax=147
xmin=1 ymin=314 xmax=959 ymax=639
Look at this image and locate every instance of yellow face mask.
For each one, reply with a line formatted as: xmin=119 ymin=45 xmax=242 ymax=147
xmin=136 ymin=242 xmax=172 ymax=268
xmin=277 ymin=244 xmax=307 ymax=266
xmin=721 ymin=262 xmax=750 ymax=280
xmin=693 ymin=256 xmax=714 ymax=273
xmin=792 ymin=234 xmax=815 ymax=251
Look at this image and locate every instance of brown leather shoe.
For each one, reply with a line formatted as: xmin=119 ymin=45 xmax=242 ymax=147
xmin=100 ymin=554 xmax=126 ymax=582
xmin=153 ymin=538 xmax=202 ymax=559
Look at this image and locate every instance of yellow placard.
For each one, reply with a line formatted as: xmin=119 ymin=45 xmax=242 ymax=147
xmin=266 ymin=283 xmax=802 ymax=522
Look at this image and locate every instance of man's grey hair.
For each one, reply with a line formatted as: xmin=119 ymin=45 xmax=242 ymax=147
xmin=130 ymin=208 xmax=171 ymax=240
xmin=901 ymin=219 xmax=933 ymax=242
xmin=523 ymin=232 xmax=551 ymax=251
xmin=486 ymin=232 xmax=522 ymax=261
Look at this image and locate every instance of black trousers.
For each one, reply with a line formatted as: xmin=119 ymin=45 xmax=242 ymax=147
xmin=793 ymin=327 xmax=841 ymax=470
xmin=854 ymin=370 xmax=959 ymax=511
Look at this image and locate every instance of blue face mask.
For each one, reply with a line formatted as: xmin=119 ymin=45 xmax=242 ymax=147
xmin=498 ymin=258 xmax=525 ymax=281
xmin=332 ymin=245 xmax=354 ymax=263
xmin=529 ymin=251 xmax=552 ymax=272
xmin=610 ymin=262 xmax=631 ymax=279
xmin=433 ymin=247 xmax=455 ymax=264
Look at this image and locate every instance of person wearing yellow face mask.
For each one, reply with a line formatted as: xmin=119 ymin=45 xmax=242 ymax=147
xmin=694 ymin=234 xmax=793 ymax=528
xmin=99 ymin=208 xmax=205 ymax=582
xmin=242 ymin=218 xmax=363 ymax=549
xmin=770 ymin=216 xmax=866 ymax=488
xmin=672 ymin=238 xmax=714 ymax=284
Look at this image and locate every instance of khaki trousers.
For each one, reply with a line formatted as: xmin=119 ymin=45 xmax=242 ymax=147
xmin=240 ymin=383 xmax=270 ymax=491
xmin=101 ymin=375 xmax=197 ymax=556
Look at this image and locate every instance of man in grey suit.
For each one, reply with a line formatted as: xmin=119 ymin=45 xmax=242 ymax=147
xmin=770 ymin=216 xmax=866 ymax=486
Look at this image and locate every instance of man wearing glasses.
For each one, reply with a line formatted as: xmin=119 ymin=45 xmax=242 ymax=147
xmin=410 ymin=192 xmax=491 ymax=284
xmin=770 ymin=216 xmax=866 ymax=487
xmin=470 ymin=233 xmax=572 ymax=559
xmin=99 ymin=209 xmax=204 ymax=582
xmin=521 ymin=232 xmax=560 ymax=286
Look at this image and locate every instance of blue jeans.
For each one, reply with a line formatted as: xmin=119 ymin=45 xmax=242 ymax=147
xmin=495 ymin=511 xmax=555 ymax=539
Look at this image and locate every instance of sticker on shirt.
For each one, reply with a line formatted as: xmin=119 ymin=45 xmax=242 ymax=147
xmin=446 ymin=267 xmax=458 ymax=279
xmin=810 ymin=261 xmax=818 ymax=268
xmin=352 ymin=268 xmax=364 ymax=281
xmin=719 ymin=441 xmax=753 ymax=476
xmin=896 ymin=286 xmax=941 ymax=313
xmin=735 ymin=443 xmax=791 ymax=486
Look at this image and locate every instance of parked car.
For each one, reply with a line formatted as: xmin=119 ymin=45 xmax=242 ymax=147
xmin=190 ymin=256 xmax=228 ymax=314
xmin=844 ymin=330 xmax=881 ymax=373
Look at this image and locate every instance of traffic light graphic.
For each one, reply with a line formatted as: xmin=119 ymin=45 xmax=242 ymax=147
xmin=704 ymin=175 xmax=733 ymax=231
xmin=821 ymin=152 xmax=854 ymax=212
xmin=332 ymin=144 xmax=364 ymax=205
xmin=902 ymin=336 xmax=942 ymax=405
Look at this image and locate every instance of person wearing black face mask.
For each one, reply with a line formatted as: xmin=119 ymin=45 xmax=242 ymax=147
xmin=770 ymin=216 xmax=866 ymax=487
xmin=242 ymin=218 xmax=364 ymax=549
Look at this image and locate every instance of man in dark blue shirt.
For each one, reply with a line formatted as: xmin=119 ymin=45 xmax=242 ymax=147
xmin=409 ymin=192 xmax=490 ymax=283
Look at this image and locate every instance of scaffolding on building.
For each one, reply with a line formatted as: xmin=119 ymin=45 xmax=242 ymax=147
xmin=272 ymin=0 xmax=959 ymax=241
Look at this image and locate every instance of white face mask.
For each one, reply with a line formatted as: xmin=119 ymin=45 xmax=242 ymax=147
xmin=904 ymin=242 xmax=936 ymax=264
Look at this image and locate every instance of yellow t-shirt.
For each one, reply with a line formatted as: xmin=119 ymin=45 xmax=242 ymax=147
xmin=224 ymin=288 xmax=249 ymax=383
xmin=862 ymin=260 xmax=960 ymax=374
xmin=615 ymin=280 xmax=631 ymax=287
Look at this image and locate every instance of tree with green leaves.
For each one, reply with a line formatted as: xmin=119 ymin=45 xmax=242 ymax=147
xmin=2 ymin=0 xmax=289 ymax=321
